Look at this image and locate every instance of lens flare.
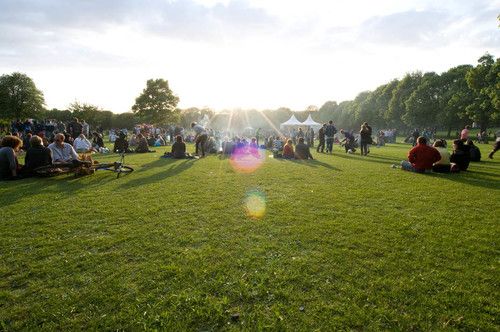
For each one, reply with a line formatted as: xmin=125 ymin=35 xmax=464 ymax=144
xmin=244 ymin=190 xmax=266 ymax=219
xmin=230 ymin=146 xmax=265 ymax=173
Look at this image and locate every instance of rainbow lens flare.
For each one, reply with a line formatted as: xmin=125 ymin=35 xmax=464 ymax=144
xmin=229 ymin=147 xmax=265 ymax=173
xmin=244 ymin=190 xmax=266 ymax=219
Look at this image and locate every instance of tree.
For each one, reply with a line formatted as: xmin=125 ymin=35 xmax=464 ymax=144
xmin=404 ymin=72 xmax=442 ymax=128
xmin=0 ymin=72 xmax=45 ymax=120
xmin=438 ymin=65 xmax=474 ymax=137
xmin=386 ymin=72 xmax=423 ymax=129
xmin=132 ymin=79 xmax=180 ymax=125
xmin=465 ymin=53 xmax=500 ymax=131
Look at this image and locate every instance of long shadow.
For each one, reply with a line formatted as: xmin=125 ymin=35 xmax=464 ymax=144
xmin=333 ymin=152 xmax=400 ymax=166
xmin=426 ymin=170 xmax=500 ymax=190
xmin=272 ymin=156 xmax=341 ymax=171
xmin=119 ymin=158 xmax=196 ymax=189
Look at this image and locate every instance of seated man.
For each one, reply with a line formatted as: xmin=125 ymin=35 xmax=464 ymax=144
xmin=22 ymin=135 xmax=52 ymax=176
xmin=73 ymin=133 xmax=93 ymax=153
xmin=401 ymin=136 xmax=441 ymax=173
xmin=294 ymin=137 xmax=314 ymax=160
xmin=48 ymin=133 xmax=80 ymax=164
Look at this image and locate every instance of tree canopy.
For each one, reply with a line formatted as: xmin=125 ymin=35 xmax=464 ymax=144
xmin=132 ymin=79 xmax=180 ymax=125
xmin=0 ymin=72 xmax=45 ymax=120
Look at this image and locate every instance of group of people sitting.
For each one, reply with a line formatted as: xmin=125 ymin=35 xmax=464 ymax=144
xmin=273 ymin=137 xmax=314 ymax=160
xmin=0 ymin=133 xmax=88 ymax=180
xmin=400 ymin=136 xmax=481 ymax=173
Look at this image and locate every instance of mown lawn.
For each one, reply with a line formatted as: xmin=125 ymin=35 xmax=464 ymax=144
xmin=0 ymin=142 xmax=499 ymax=330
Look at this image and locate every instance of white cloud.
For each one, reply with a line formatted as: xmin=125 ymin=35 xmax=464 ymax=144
xmin=0 ymin=0 xmax=499 ymax=112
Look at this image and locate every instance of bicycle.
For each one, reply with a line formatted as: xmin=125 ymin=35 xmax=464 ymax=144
xmin=34 ymin=151 xmax=134 ymax=178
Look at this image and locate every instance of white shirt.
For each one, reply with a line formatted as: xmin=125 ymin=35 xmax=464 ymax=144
xmin=73 ymin=137 xmax=92 ymax=151
xmin=48 ymin=142 xmax=79 ymax=163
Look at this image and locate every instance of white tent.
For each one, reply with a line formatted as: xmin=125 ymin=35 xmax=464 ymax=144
xmin=301 ymin=114 xmax=322 ymax=130
xmin=279 ymin=114 xmax=303 ymax=129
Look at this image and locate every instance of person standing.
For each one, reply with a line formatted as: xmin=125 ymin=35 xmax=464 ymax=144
xmin=460 ymin=125 xmax=470 ymax=142
xmin=359 ymin=123 xmax=372 ymax=156
xmin=324 ymin=121 xmax=337 ymax=154
xmin=191 ymin=122 xmax=208 ymax=157
xmin=316 ymin=124 xmax=326 ymax=153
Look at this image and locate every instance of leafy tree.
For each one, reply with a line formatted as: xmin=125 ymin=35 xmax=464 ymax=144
xmin=112 ymin=112 xmax=140 ymax=129
xmin=68 ymin=102 xmax=102 ymax=126
xmin=179 ymin=107 xmax=214 ymax=129
xmin=132 ymin=79 xmax=180 ymax=125
xmin=404 ymin=72 xmax=442 ymax=128
xmin=465 ymin=53 xmax=500 ymax=131
xmin=0 ymin=72 xmax=45 ymax=120
xmin=438 ymin=65 xmax=474 ymax=137
xmin=386 ymin=72 xmax=423 ymax=129
xmin=318 ymin=101 xmax=338 ymax=123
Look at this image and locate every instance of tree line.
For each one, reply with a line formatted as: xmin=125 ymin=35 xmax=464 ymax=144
xmin=0 ymin=53 xmax=498 ymax=135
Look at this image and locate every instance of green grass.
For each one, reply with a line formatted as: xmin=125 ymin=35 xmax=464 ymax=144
xmin=1 ymin=142 xmax=499 ymax=330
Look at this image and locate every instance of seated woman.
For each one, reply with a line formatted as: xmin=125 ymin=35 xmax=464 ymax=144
xmin=136 ymin=133 xmax=155 ymax=153
xmin=113 ymin=131 xmax=131 ymax=153
xmin=155 ymin=135 xmax=166 ymax=147
xmin=450 ymin=139 xmax=470 ymax=171
xmin=171 ymin=135 xmax=187 ymax=158
xmin=92 ymin=132 xmax=105 ymax=150
xmin=0 ymin=135 xmax=23 ymax=180
xmin=22 ymin=135 xmax=52 ymax=177
xmin=282 ymin=139 xmax=294 ymax=159
xmin=432 ymin=139 xmax=451 ymax=173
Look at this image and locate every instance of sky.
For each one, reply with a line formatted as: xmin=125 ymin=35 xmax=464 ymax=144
xmin=0 ymin=0 xmax=499 ymax=113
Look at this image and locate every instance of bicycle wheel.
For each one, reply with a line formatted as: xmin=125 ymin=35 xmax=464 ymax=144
xmin=33 ymin=164 xmax=73 ymax=177
xmin=116 ymin=165 xmax=134 ymax=178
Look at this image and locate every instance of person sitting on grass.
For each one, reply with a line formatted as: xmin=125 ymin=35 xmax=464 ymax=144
xmin=450 ymin=139 xmax=470 ymax=171
xmin=73 ymin=133 xmax=94 ymax=153
xmin=295 ymin=137 xmax=314 ymax=160
xmin=114 ymin=131 xmax=131 ymax=153
xmin=272 ymin=136 xmax=284 ymax=158
xmin=22 ymin=135 xmax=52 ymax=177
xmin=171 ymin=135 xmax=187 ymax=158
xmin=0 ymin=135 xmax=23 ymax=180
xmin=282 ymin=139 xmax=294 ymax=159
xmin=466 ymin=139 xmax=481 ymax=162
xmin=136 ymin=133 xmax=155 ymax=153
xmin=400 ymin=136 xmax=441 ymax=173
xmin=48 ymin=133 xmax=80 ymax=164
xmin=432 ymin=139 xmax=451 ymax=173
xmin=92 ymin=132 xmax=104 ymax=150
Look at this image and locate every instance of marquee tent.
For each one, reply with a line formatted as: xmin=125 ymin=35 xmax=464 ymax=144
xmin=279 ymin=114 xmax=303 ymax=129
xmin=301 ymin=114 xmax=322 ymax=130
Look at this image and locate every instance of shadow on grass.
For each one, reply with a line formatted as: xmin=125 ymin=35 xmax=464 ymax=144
xmin=119 ymin=158 xmax=196 ymax=188
xmin=333 ymin=152 xmax=400 ymax=166
xmin=426 ymin=170 xmax=500 ymax=190
xmin=273 ymin=157 xmax=341 ymax=171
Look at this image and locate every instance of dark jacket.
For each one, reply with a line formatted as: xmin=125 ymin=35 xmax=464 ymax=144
xmin=23 ymin=145 xmax=52 ymax=176
xmin=295 ymin=142 xmax=313 ymax=160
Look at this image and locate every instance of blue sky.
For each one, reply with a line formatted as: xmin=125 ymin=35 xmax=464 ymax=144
xmin=0 ymin=0 xmax=499 ymax=113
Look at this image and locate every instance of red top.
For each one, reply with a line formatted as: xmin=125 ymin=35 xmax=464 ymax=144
xmin=408 ymin=144 xmax=441 ymax=171
xmin=283 ymin=144 xmax=294 ymax=158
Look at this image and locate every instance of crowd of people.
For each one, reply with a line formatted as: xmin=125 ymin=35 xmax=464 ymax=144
xmin=1 ymin=117 xmax=499 ymax=180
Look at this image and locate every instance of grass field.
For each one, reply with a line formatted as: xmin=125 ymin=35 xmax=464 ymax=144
xmin=1 ymin=142 xmax=499 ymax=330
